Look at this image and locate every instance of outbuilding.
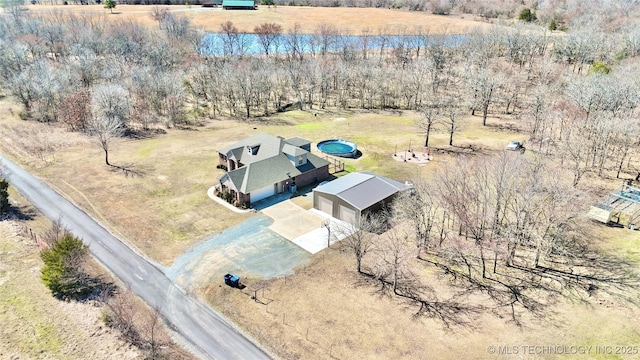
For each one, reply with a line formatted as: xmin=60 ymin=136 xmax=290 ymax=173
xmin=313 ymin=171 xmax=412 ymax=224
xmin=222 ymin=0 xmax=256 ymax=9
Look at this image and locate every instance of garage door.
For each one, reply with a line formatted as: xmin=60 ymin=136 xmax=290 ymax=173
xmin=339 ymin=205 xmax=356 ymax=224
xmin=251 ymin=184 xmax=275 ymax=203
xmin=317 ymin=196 xmax=333 ymax=216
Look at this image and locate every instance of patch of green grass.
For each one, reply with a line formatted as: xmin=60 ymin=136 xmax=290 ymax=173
xmin=1 ymin=293 xmax=64 ymax=355
xmin=344 ymin=164 xmax=357 ymax=173
xmin=296 ymin=123 xmax=326 ymax=131
xmin=135 ymin=140 xmax=159 ymax=158
xmin=168 ymin=228 xmax=188 ymax=242
xmin=595 ymin=226 xmax=640 ymax=263
xmin=150 ymin=188 xmax=172 ymax=197
xmin=35 ymin=322 xmax=63 ymax=352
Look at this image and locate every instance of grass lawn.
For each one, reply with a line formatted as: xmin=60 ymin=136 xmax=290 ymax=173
xmin=2 ymin=96 xmax=639 ymax=360
xmin=0 ymin=97 xmax=521 ymax=266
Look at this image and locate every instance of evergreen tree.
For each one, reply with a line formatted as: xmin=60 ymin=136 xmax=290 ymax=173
xmin=518 ymin=8 xmax=537 ymax=22
xmin=0 ymin=178 xmax=8 ymax=215
xmin=104 ymin=0 xmax=116 ymax=13
xmin=40 ymin=233 xmax=90 ymax=299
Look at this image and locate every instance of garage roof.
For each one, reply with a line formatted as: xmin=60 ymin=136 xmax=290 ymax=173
xmin=315 ymin=172 xmax=411 ymax=210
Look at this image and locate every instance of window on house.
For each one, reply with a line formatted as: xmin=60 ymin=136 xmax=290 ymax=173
xmin=247 ymin=145 xmax=260 ymax=155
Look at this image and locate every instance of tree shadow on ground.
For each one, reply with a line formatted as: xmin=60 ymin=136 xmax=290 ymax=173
xmin=58 ymin=274 xmax=117 ymax=303
xmin=2 ymin=202 xmax=38 ymax=221
xmin=484 ymin=122 xmax=524 ymax=134
xmin=249 ymin=117 xmax=295 ymax=126
xmin=108 ymin=163 xmax=149 ymax=178
xmin=417 ymin=255 xmax=565 ymax=326
xmin=124 ymin=128 xmax=167 ymax=140
xmin=431 ymin=144 xmax=490 ymax=157
xmin=352 ymin=269 xmax=483 ymax=330
xmin=517 ymin=249 xmax=640 ymax=307
xmin=417 ymin=244 xmax=640 ymax=327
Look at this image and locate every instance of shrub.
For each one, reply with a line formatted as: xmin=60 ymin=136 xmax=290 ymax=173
xmin=589 ymin=62 xmax=611 ymax=75
xmin=549 ymin=19 xmax=557 ymax=31
xmin=100 ymin=308 xmax=113 ymax=325
xmin=0 ymin=178 xmax=8 ymax=215
xmin=518 ymin=8 xmax=537 ymax=22
xmin=40 ymin=233 xmax=90 ymax=299
xmin=216 ymin=164 xmax=228 ymax=171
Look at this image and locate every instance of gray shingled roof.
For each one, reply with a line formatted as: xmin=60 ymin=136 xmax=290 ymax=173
xmin=219 ymin=133 xmax=284 ymax=166
xmin=285 ymin=137 xmax=311 ymax=148
xmin=218 ymin=133 xmax=329 ymax=194
xmin=282 ymin=143 xmax=307 ymax=157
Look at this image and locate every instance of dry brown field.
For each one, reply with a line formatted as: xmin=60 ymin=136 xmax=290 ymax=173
xmin=26 ymin=4 xmax=493 ymax=34
xmin=205 ymin=231 xmax=640 ymax=360
xmin=3 ymin=92 xmax=640 ymax=359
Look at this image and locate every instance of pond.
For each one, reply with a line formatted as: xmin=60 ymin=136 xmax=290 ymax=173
xmin=199 ymin=33 xmax=466 ymax=56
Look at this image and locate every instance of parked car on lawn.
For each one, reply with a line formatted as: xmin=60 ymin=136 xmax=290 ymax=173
xmin=505 ymin=141 xmax=525 ymax=153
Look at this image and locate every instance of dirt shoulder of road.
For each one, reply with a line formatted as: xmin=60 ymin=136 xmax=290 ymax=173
xmin=0 ymin=201 xmax=142 ymax=359
xmin=0 ymin=189 xmax=197 ymax=360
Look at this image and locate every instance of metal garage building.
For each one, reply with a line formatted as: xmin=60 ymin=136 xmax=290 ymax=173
xmin=312 ymin=171 xmax=412 ymax=224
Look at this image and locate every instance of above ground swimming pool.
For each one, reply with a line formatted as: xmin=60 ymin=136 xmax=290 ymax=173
xmin=316 ymin=139 xmax=358 ymax=158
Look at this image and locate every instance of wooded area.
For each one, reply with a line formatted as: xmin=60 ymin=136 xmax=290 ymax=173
xmin=1 ymin=0 xmax=640 ymax=357
xmin=1 ymin=1 xmax=639 ymax=183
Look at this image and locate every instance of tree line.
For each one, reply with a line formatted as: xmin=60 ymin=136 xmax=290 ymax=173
xmin=1 ymin=6 xmax=638 ymax=180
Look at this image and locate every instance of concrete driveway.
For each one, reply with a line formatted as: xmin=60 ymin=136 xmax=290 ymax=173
xmin=261 ymin=200 xmax=325 ymax=239
xmin=261 ymin=199 xmax=353 ymax=254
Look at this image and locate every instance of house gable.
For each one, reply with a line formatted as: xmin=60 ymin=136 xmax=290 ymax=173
xmin=218 ymin=133 xmax=330 ymax=203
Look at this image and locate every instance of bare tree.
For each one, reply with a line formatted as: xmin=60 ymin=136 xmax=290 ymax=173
xmin=313 ymin=23 xmax=339 ymax=56
xmin=150 ymin=6 xmax=169 ymax=27
xmin=416 ymin=97 xmax=441 ymax=148
xmin=393 ymin=181 xmax=439 ymax=257
xmin=373 ymin=227 xmax=414 ymax=294
xmin=58 ymin=90 xmax=91 ymax=131
xmin=442 ymin=95 xmax=462 ymax=146
xmin=220 ymin=21 xmax=240 ymax=57
xmin=254 ymin=22 xmax=282 ymax=56
xmin=89 ymin=83 xmax=130 ymax=166
xmin=475 ymin=67 xmax=504 ymax=126
xmin=104 ymin=290 xmax=139 ymax=343
xmin=336 ymin=212 xmax=387 ymax=274
xmin=159 ymin=13 xmax=191 ymax=41
xmin=283 ymin=23 xmax=306 ymax=62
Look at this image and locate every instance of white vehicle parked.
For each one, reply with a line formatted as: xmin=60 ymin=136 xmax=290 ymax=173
xmin=505 ymin=141 xmax=525 ymax=153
